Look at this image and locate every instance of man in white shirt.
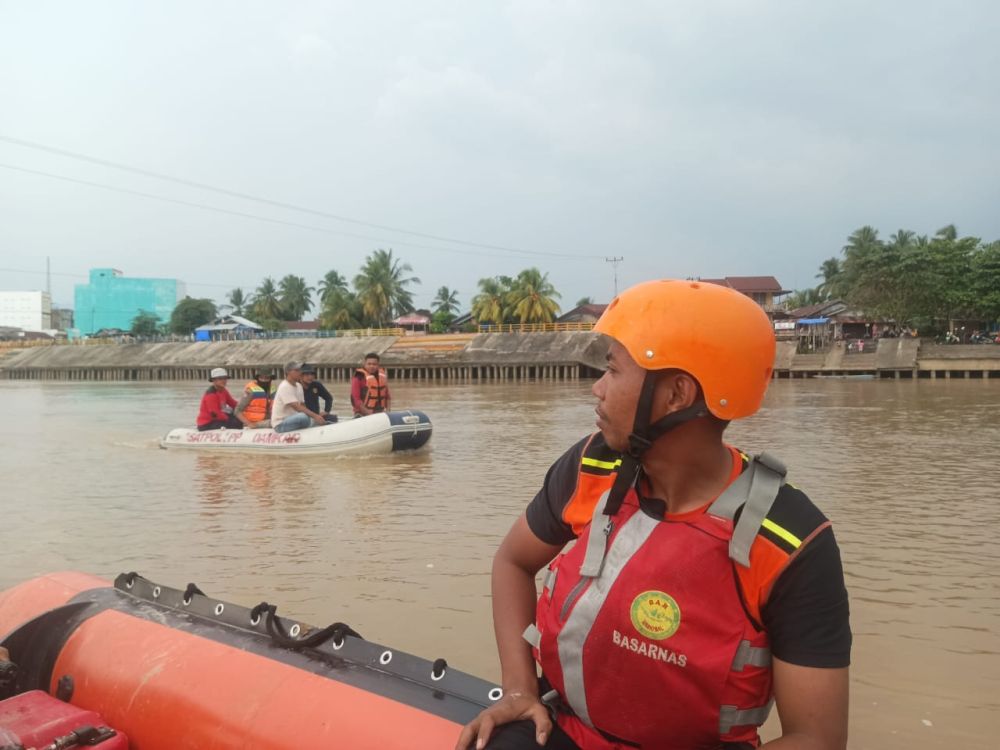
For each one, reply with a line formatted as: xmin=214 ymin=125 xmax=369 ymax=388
xmin=271 ymin=362 xmax=328 ymax=433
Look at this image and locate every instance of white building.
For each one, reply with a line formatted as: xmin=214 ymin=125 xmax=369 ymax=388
xmin=0 ymin=291 xmax=52 ymax=331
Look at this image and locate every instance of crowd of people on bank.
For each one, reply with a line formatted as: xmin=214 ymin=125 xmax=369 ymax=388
xmin=195 ymin=353 xmax=391 ymax=433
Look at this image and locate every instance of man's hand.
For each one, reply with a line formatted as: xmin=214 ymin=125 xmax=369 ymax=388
xmin=312 ymin=414 xmax=327 ymax=426
xmin=455 ymin=692 xmax=552 ymax=750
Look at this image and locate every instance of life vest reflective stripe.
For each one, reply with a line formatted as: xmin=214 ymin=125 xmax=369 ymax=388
xmin=242 ymin=381 xmax=275 ymax=422
xmin=531 ymin=436 xmax=786 ymax=748
xmin=357 ymin=368 xmax=388 ymax=411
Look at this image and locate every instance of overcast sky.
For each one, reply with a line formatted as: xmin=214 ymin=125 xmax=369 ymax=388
xmin=2 ymin=1 xmax=998 ymax=311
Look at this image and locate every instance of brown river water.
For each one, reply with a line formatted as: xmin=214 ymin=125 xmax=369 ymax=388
xmin=1 ymin=378 xmax=998 ymax=749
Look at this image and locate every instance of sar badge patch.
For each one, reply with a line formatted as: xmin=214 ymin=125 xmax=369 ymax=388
xmin=630 ymin=590 xmax=681 ymax=640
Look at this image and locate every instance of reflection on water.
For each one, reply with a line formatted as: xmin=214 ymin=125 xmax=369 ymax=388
xmin=1 ymin=378 xmax=998 ymax=749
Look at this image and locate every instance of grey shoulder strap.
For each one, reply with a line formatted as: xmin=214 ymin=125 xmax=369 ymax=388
xmin=708 ymin=451 xmax=787 ymax=568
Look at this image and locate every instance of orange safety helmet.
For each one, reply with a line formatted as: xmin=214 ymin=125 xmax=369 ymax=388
xmin=594 ymin=279 xmax=776 ymax=421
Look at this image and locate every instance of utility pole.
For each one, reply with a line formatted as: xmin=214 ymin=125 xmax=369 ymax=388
xmin=605 ymin=256 xmax=623 ymax=297
xmin=46 ymin=256 xmax=51 ymax=298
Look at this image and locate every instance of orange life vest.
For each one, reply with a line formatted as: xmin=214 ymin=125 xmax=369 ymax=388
xmin=242 ymin=380 xmax=275 ymax=422
xmin=357 ymin=368 xmax=389 ymax=412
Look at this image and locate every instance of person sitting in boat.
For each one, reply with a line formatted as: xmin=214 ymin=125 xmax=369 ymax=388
xmin=301 ymin=364 xmax=337 ymax=423
xmin=271 ymin=362 xmax=328 ymax=434
xmin=196 ymin=368 xmax=243 ymax=431
xmin=351 ymin=352 xmax=391 ymax=418
xmin=235 ymin=368 xmax=277 ymax=429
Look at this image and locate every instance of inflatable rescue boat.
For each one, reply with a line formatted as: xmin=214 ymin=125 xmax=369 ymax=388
xmin=0 ymin=572 xmax=498 ymax=749
xmin=160 ymin=410 xmax=432 ymax=455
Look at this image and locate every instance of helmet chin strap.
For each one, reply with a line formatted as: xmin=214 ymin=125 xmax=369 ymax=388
xmin=604 ymin=371 xmax=708 ymax=517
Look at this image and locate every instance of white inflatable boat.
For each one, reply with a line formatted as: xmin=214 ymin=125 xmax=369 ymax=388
xmin=160 ymin=410 xmax=432 ymax=455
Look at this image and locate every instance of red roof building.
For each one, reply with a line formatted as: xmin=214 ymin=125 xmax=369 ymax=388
xmin=699 ymin=276 xmax=790 ymax=313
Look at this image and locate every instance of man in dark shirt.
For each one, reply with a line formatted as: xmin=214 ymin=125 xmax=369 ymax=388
xmin=301 ymin=364 xmax=337 ymax=423
xmin=457 ymin=280 xmax=850 ymax=750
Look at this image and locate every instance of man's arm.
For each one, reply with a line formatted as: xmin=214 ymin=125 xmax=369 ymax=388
xmin=318 ymin=382 xmax=333 ymax=413
xmin=763 ymin=660 xmax=848 ymax=750
xmin=234 ymin=391 xmax=255 ymax=426
xmin=384 ymin=383 xmax=391 ymax=412
xmin=351 ymin=375 xmax=371 ymax=415
xmin=288 ymin=399 xmax=326 ymax=424
xmin=456 ymin=516 xmax=564 ymax=750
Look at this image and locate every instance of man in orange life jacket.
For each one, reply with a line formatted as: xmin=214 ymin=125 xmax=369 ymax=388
xmin=235 ymin=368 xmax=276 ymax=429
xmin=457 ymin=280 xmax=850 ymax=750
xmin=351 ymin=352 xmax=391 ymax=417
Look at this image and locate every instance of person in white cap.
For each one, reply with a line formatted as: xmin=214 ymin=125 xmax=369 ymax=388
xmin=196 ymin=367 xmax=243 ymax=431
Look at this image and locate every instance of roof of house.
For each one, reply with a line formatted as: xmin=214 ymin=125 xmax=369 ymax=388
xmin=195 ymin=315 xmax=263 ymax=332
xmin=556 ymin=303 xmax=608 ymax=322
xmin=701 ymin=276 xmax=788 ymax=294
xmin=285 ymin=320 xmax=319 ymax=331
xmin=393 ymin=313 xmax=431 ymax=325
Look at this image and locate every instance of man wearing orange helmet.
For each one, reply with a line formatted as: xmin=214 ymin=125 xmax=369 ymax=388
xmin=458 ymin=280 xmax=850 ymax=750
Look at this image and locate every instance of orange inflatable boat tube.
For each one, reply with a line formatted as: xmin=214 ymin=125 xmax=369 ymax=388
xmin=0 ymin=572 xmax=500 ymax=749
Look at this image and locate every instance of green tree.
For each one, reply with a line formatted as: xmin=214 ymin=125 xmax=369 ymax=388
xmin=169 ymin=297 xmax=217 ymax=335
xmin=353 ymin=248 xmax=420 ymax=326
xmin=318 ymin=289 xmax=362 ymax=330
xmin=227 ymin=288 xmax=248 ymax=316
xmin=575 ymin=296 xmax=594 ymax=307
xmin=429 ymin=309 xmax=454 ymax=334
xmin=250 ymin=277 xmax=283 ymax=321
xmin=471 ymin=276 xmax=509 ymax=325
xmin=318 ymin=270 xmax=349 ymax=306
xmin=131 ymin=309 xmax=161 ymax=337
xmin=972 ymin=241 xmax=1000 ymax=321
xmin=784 ymin=288 xmax=823 ymax=311
xmin=278 ymin=274 xmax=315 ymax=321
xmin=814 ymin=258 xmax=841 ymax=300
xmin=506 ymin=268 xmax=561 ymax=324
xmin=432 ymin=286 xmax=460 ymax=316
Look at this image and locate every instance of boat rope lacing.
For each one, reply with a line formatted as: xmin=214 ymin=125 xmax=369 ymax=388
xmin=250 ymin=601 xmax=363 ymax=651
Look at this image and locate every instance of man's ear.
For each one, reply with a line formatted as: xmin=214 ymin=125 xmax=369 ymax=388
xmin=652 ymin=370 xmax=700 ymax=414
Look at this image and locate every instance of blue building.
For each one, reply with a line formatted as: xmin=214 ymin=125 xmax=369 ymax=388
xmin=74 ymin=268 xmax=186 ymax=335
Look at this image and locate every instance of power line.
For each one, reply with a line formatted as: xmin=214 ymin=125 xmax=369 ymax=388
xmin=0 ymin=162 xmax=592 ymax=262
xmin=0 ymin=134 xmax=597 ymax=260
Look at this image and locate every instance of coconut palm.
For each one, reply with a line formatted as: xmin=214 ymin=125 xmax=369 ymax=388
xmin=353 ymin=248 xmax=420 ymax=326
xmin=432 ymin=286 xmax=460 ymax=316
xmin=506 ymin=268 xmax=561 ymax=324
xmin=318 ymin=270 xmax=349 ymax=306
xmin=227 ymin=288 xmax=248 ymax=316
xmin=251 ymin=277 xmax=283 ymax=321
xmin=318 ymin=289 xmax=362 ymax=330
xmin=278 ymin=275 xmax=315 ymax=321
xmin=935 ymin=224 xmax=958 ymax=242
xmin=471 ymin=277 xmax=508 ymax=325
xmin=814 ymin=258 xmax=841 ymax=299
xmin=889 ymin=229 xmax=916 ymax=249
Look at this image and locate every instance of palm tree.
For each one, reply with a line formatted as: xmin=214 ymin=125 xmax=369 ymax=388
xmin=251 ymin=277 xmax=283 ymax=321
xmin=842 ymin=226 xmax=881 ymax=258
xmin=432 ymin=286 xmax=460 ymax=316
xmin=814 ymin=258 xmax=841 ymax=299
xmin=935 ymin=224 xmax=958 ymax=242
xmin=889 ymin=229 xmax=916 ymax=249
xmin=277 ymin=275 xmax=315 ymax=321
xmin=353 ymin=248 xmax=420 ymax=326
xmin=227 ymin=288 xmax=248 ymax=316
xmin=318 ymin=289 xmax=361 ymax=330
xmin=471 ymin=277 xmax=509 ymax=325
xmin=506 ymin=268 xmax=561 ymax=324
xmin=318 ymin=270 xmax=349 ymax=306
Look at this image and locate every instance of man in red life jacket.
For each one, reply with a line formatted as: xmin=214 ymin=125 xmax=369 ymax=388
xmin=196 ymin=368 xmax=243 ymax=431
xmin=457 ymin=280 xmax=850 ymax=750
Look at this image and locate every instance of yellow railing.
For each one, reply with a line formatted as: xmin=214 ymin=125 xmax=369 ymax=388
xmin=478 ymin=322 xmax=596 ymax=333
xmin=334 ymin=327 xmax=404 ymax=338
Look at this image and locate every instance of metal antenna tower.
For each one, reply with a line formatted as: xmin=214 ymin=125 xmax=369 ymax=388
xmin=605 ymin=256 xmax=624 ymax=297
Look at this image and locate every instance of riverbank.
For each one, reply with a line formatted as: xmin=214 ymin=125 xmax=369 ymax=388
xmin=1 ymin=332 xmax=999 ymax=381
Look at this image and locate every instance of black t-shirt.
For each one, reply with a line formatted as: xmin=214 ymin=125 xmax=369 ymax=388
xmin=525 ymin=436 xmax=852 ymax=669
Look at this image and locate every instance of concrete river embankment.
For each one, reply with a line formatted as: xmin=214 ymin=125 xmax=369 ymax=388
xmin=1 ymin=333 xmax=999 ymax=381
